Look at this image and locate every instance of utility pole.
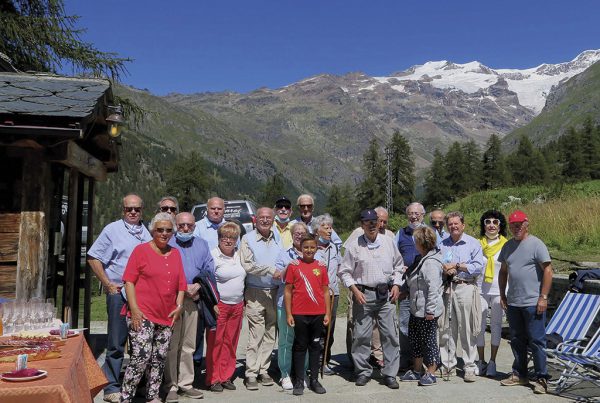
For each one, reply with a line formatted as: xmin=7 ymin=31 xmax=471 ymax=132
xmin=385 ymin=146 xmax=393 ymax=214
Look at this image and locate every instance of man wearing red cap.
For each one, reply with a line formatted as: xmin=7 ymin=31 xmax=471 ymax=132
xmin=498 ymin=210 xmax=553 ymax=394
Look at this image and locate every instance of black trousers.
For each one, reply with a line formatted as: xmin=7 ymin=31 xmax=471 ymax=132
xmin=292 ymin=314 xmax=324 ymax=385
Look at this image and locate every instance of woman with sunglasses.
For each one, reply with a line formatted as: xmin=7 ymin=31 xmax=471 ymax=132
xmin=476 ymin=210 xmax=508 ymax=378
xmin=119 ymin=212 xmax=187 ymax=403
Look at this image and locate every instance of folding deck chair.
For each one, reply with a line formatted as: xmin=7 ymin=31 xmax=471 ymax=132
xmin=552 ymin=326 xmax=600 ymax=394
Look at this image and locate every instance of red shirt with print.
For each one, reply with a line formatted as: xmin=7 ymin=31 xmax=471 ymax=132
xmin=285 ymin=260 xmax=329 ymax=315
xmin=121 ymin=242 xmax=187 ymax=326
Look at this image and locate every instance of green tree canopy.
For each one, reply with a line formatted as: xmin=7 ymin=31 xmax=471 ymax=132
xmin=164 ymin=151 xmax=213 ymax=212
xmin=261 ymin=172 xmax=286 ymax=207
xmin=0 ymin=0 xmax=128 ymax=78
xmin=482 ymin=134 xmax=510 ymax=189
xmin=388 ymin=131 xmax=415 ymax=212
xmin=357 ymin=138 xmax=386 ymax=209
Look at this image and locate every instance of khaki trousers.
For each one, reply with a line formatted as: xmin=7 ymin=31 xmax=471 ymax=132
xmin=244 ymin=287 xmax=278 ymax=378
xmin=439 ymin=283 xmax=478 ymax=373
xmin=162 ymin=296 xmax=198 ymax=393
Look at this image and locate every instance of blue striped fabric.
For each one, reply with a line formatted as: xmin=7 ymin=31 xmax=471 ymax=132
xmin=546 ymin=292 xmax=600 ymax=343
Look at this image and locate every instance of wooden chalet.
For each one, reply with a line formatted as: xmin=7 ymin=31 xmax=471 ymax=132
xmin=0 ymin=61 xmax=120 ymax=332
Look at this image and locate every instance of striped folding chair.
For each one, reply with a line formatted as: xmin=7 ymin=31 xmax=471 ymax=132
xmin=552 ymin=326 xmax=600 ymax=394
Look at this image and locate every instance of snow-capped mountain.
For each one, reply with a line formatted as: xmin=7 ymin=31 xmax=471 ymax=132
xmin=367 ymin=50 xmax=600 ymax=114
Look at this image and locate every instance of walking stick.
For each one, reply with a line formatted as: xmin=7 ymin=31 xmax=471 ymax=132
xmin=321 ymin=289 xmax=335 ymax=378
xmin=444 ymin=282 xmax=453 ymax=382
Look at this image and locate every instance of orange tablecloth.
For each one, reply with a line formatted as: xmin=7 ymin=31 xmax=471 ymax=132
xmin=0 ymin=335 xmax=107 ymax=403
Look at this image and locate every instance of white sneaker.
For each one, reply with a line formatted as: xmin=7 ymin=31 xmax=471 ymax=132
xmin=486 ymin=360 xmax=497 ymax=377
xmin=281 ymin=376 xmax=293 ymax=390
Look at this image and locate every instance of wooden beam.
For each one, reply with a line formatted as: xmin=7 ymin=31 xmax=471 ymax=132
xmin=50 ymin=141 xmax=107 ymax=182
xmin=0 ymin=265 xmax=17 ymax=299
xmin=0 ymin=233 xmax=18 ymax=262
xmin=0 ymin=214 xmax=21 ymax=233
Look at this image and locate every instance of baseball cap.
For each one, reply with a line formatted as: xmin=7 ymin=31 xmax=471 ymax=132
xmin=275 ymin=196 xmax=291 ymax=208
xmin=360 ymin=209 xmax=378 ymax=221
xmin=508 ymin=210 xmax=528 ymax=223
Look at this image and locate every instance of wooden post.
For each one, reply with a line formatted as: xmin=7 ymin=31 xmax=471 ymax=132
xmin=83 ymin=178 xmax=95 ymax=338
xmin=63 ymin=168 xmax=79 ymax=326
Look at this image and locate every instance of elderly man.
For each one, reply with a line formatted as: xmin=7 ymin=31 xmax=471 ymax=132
xmin=240 ymin=207 xmax=283 ymax=390
xmin=162 ymin=212 xmax=214 ymax=402
xmin=158 ymin=196 xmax=179 ymax=217
xmin=295 ymin=194 xmax=342 ymax=247
xmin=499 ymin=210 xmax=552 ymax=394
xmin=87 ymin=194 xmax=152 ymax=403
xmin=339 ymin=209 xmax=404 ymax=389
xmin=439 ymin=211 xmax=483 ymax=382
xmin=272 ymin=196 xmax=293 ymax=249
xmin=429 ymin=209 xmax=448 ymax=247
xmin=394 ymin=202 xmax=428 ymax=372
xmin=343 ymin=206 xmax=394 ymax=368
xmin=193 ymin=197 xmax=225 ymax=249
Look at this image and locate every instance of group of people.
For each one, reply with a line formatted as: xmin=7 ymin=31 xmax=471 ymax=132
xmin=88 ymin=194 xmax=553 ymax=403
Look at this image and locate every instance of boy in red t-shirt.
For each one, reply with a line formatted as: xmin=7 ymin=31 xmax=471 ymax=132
xmin=285 ymin=234 xmax=331 ymax=396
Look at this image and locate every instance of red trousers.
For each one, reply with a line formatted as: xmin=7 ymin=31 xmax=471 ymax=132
xmin=206 ymin=301 xmax=244 ymax=385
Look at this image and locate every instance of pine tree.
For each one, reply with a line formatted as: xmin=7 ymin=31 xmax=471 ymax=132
xmin=357 ymin=138 xmax=386 ymax=209
xmin=443 ymin=142 xmax=468 ymax=198
xmin=561 ymin=127 xmax=586 ymax=180
xmin=164 ymin=152 xmax=212 ymax=211
xmin=0 ymin=0 xmax=128 ymax=78
xmin=261 ymin=173 xmax=286 ymax=206
xmin=326 ymin=183 xmax=358 ymax=232
xmin=423 ymin=149 xmax=451 ymax=208
xmin=507 ymin=136 xmax=549 ymax=185
xmin=482 ymin=134 xmax=510 ymax=189
xmin=462 ymin=140 xmax=483 ymax=192
xmin=388 ymin=131 xmax=415 ymax=212
xmin=580 ymin=117 xmax=600 ymax=179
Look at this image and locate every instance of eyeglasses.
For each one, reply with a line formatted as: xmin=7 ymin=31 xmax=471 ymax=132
xmin=407 ymin=212 xmax=423 ymax=217
xmin=431 ymin=220 xmax=444 ymax=227
xmin=293 ymin=232 xmax=307 ymax=237
xmin=276 ymin=204 xmax=291 ymax=210
xmin=177 ymin=223 xmax=194 ymax=229
xmin=298 ymin=204 xmax=313 ymax=209
xmin=155 ymin=227 xmax=173 ymax=233
xmin=484 ymin=219 xmax=500 ymax=226
xmin=160 ymin=206 xmax=178 ymax=213
xmin=257 ymin=217 xmax=273 ymax=223
xmin=219 ymin=236 xmax=236 ymax=243
xmin=124 ymin=207 xmax=142 ymax=213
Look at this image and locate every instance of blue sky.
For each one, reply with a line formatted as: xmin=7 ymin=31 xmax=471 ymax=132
xmin=65 ymin=0 xmax=600 ymax=95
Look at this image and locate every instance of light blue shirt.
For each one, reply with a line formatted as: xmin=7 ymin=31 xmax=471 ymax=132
xmin=87 ymin=219 xmax=152 ymax=285
xmin=440 ymin=233 xmax=483 ymax=282
xmin=433 ymin=227 xmax=449 ymax=248
xmin=193 ymin=216 xmax=225 ymax=250
xmin=169 ymin=235 xmax=215 ymax=284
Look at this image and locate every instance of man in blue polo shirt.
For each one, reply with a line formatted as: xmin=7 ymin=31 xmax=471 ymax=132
xmin=193 ymin=197 xmax=226 ymax=249
xmin=88 ymin=193 xmax=152 ymax=403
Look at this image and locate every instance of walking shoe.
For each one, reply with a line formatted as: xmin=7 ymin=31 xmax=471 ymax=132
xmin=221 ymin=380 xmax=236 ymax=390
xmin=258 ymin=373 xmax=274 ymax=386
xmin=355 ymin=375 xmax=369 ymax=386
xmin=400 ymin=370 xmax=421 ymax=382
xmin=209 ymin=383 xmax=224 ymax=392
xmin=464 ymin=371 xmax=477 ymax=383
xmin=532 ymin=378 xmax=548 ymax=394
xmin=103 ymin=392 xmax=120 ymax=403
xmin=293 ymin=381 xmax=304 ymax=396
xmin=383 ymin=376 xmax=399 ymax=389
xmin=323 ymin=364 xmax=335 ymax=375
xmin=281 ymin=376 xmax=293 ymax=390
xmin=418 ymin=372 xmax=437 ymax=386
xmin=439 ymin=365 xmax=455 ymax=377
xmin=486 ymin=360 xmax=497 ymax=377
xmin=181 ymin=388 xmax=204 ymax=399
xmin=309 ymin=379 xmax=327 ymax=394
xmin=501 ymin=373 xmax=529 ymax=386
xmin=245 ymin=376 xmax=259 ymax=390
xmin=165 ymin=390 xmax=179 ymax=402
xmin=476 ymin=360 xmax=487 ymax=376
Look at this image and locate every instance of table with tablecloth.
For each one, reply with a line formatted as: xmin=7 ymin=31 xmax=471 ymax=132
xmin=0 ymin=334 xmax=107 ymax=403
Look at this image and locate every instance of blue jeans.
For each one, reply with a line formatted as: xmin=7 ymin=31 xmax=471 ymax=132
xmin=506 ymin=305 xmax=548 ymax=379
xmin=103 ymin=292 xmax=128 ymax=393
xmin=398 ymin=299 xmax=413 ymax=368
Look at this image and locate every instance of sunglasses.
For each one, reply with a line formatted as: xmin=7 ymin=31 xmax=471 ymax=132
xmin=124 ymin=207 xmax=142 ymax=213
xmin=155 ymin=227 xmax=173 ymax=233
xmin=160 ymin=206 xmax=178 ymax=213
xmin=484 ymin=219 xmax=500 ymax=226
xmin=177 ymin=223 xmax=194 ymax=229
xmin=298 ymin=204 xmax=313 ymax=209
xmin=431 ymin=220 xmax=444 ymax=227
xmin=276 ymin=204 xmax=291 ymax=210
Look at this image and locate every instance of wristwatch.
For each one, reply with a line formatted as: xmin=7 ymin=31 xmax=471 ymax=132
xmin=539 ymin=294 xmax=548 ymax=301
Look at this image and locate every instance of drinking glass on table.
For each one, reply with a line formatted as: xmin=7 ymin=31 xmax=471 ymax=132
xmin=13 ymin=301 xmax=25 ymax=333
xmin=2 ymin=302 xmax=15 ymax=334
